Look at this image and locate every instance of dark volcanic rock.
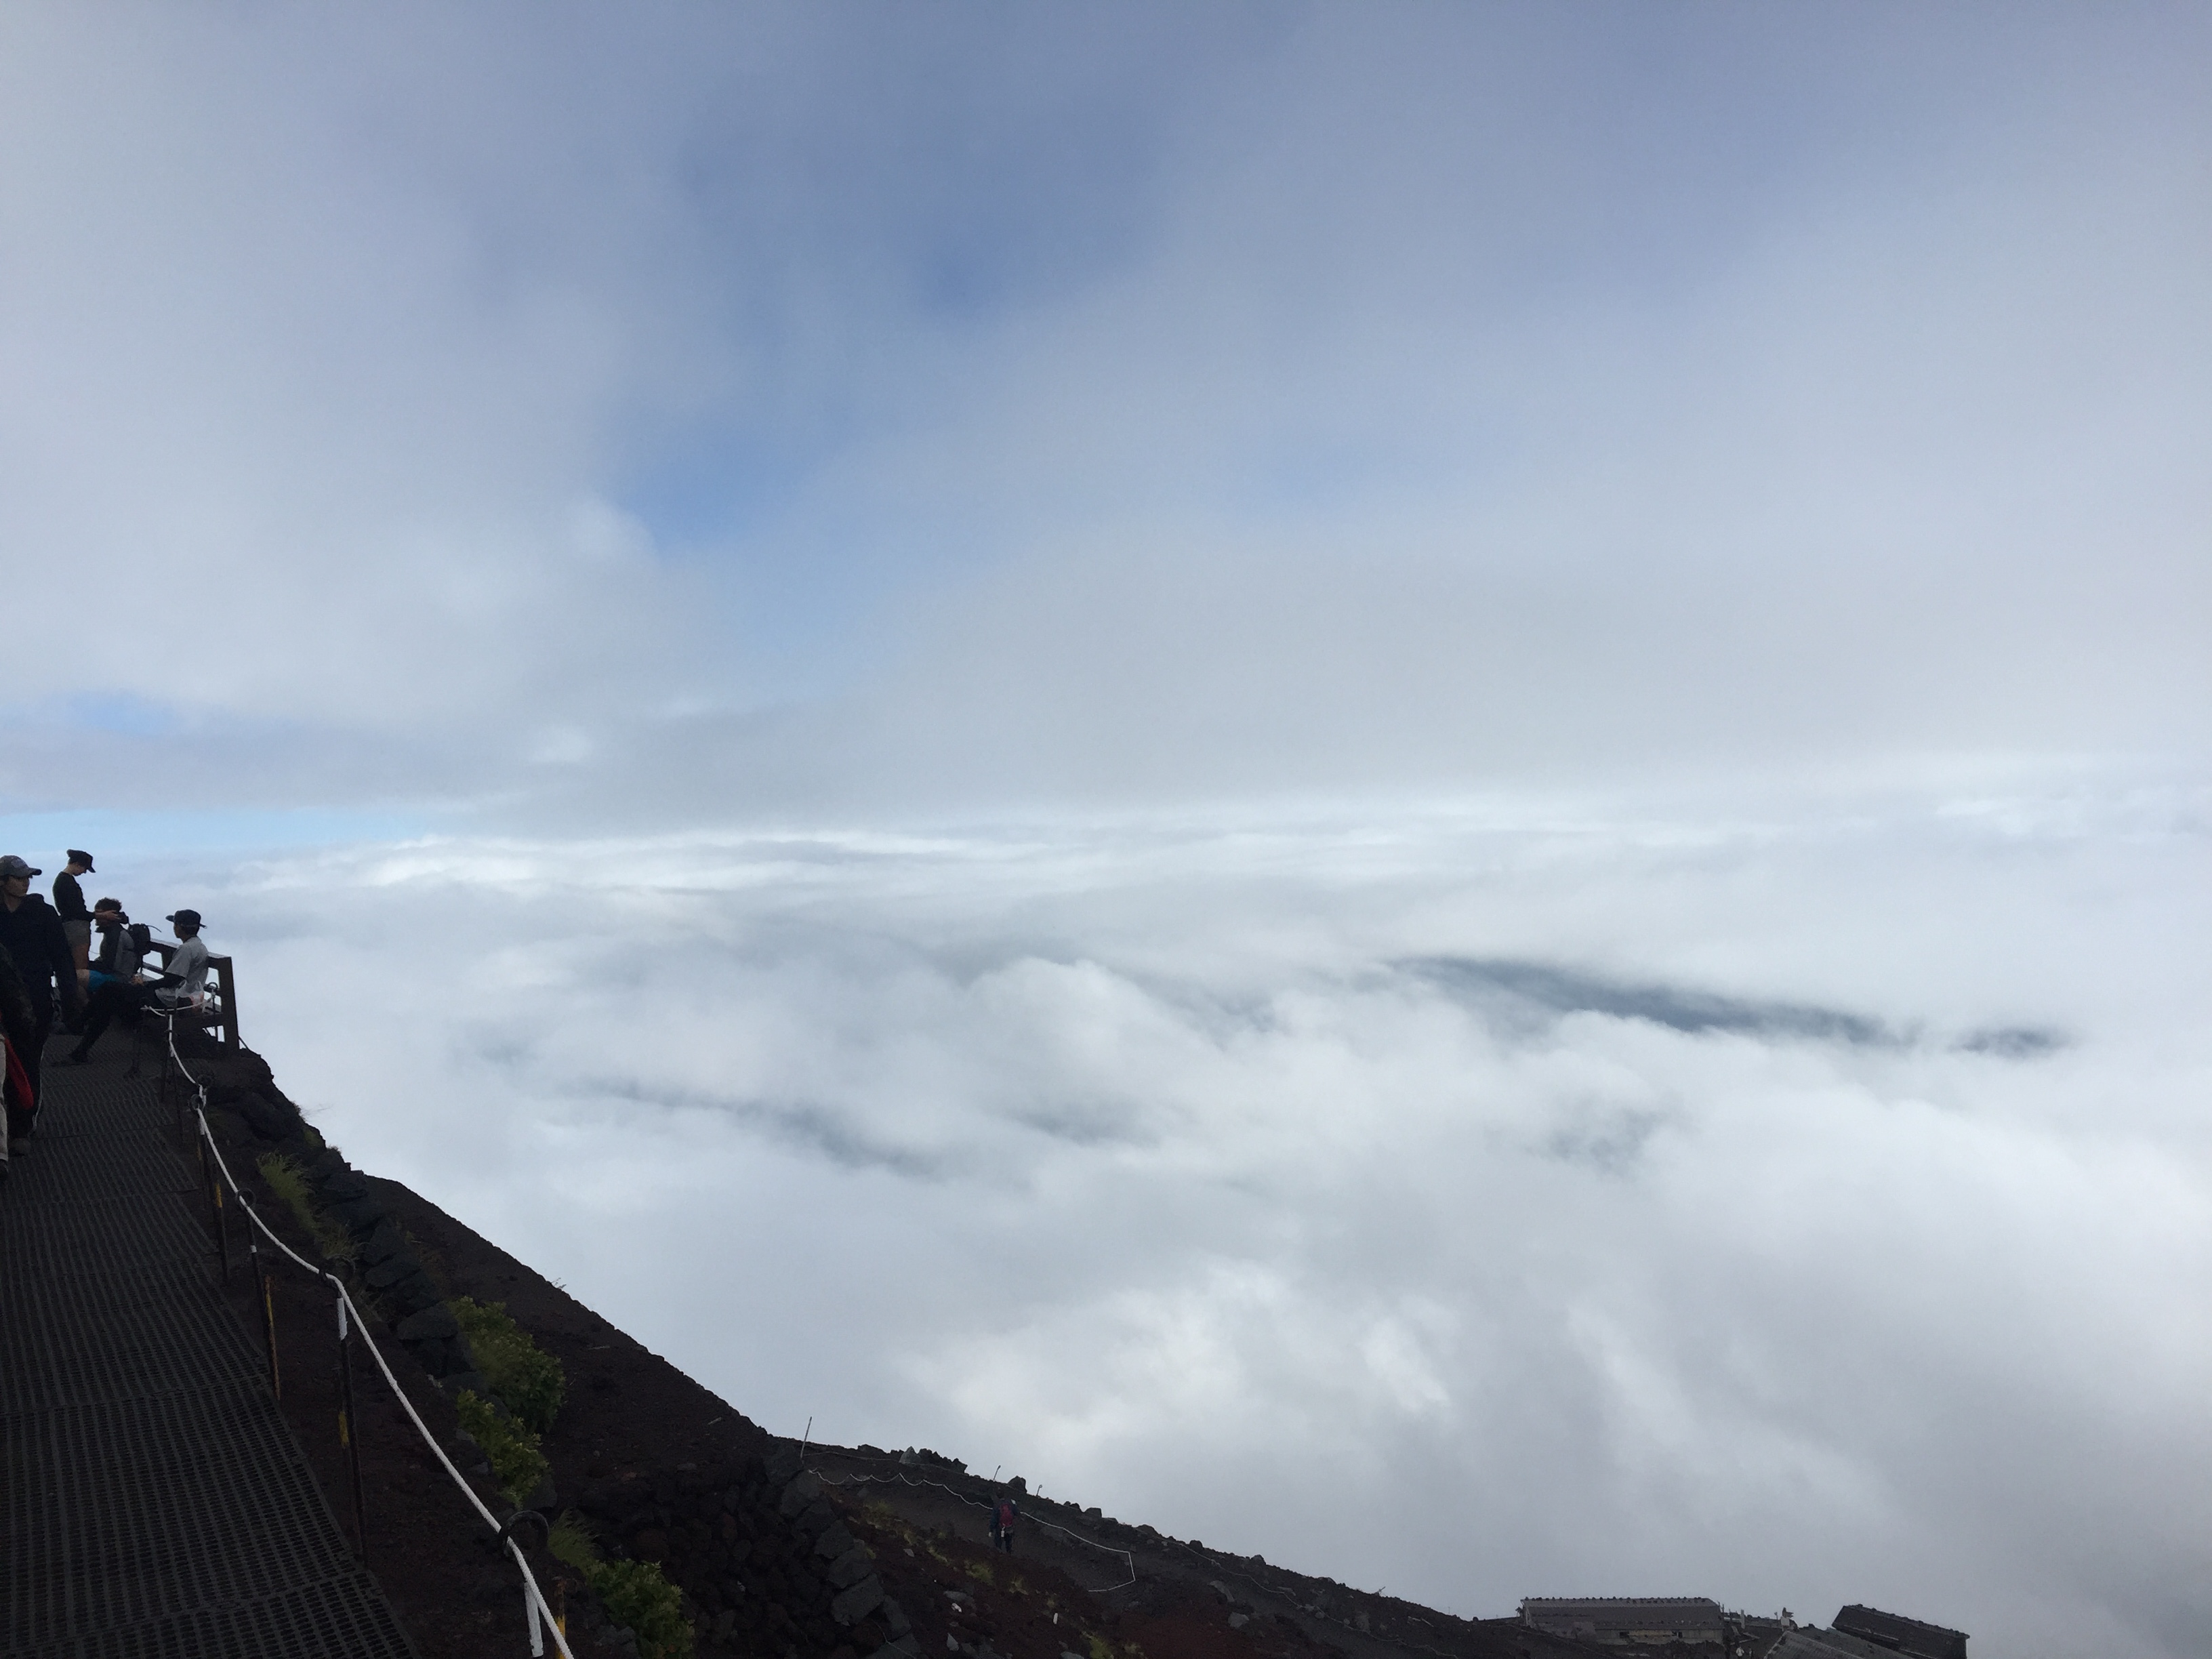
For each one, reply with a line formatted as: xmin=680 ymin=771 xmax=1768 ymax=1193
xmin=361 ymin=1218 xmax=407 ymax=1265
xmin=235 ymin=1092 xmax=300 ymax=1140
xmin=332 ymin=1195 xmax=388 ymax=1230
xmin=364 ymin=1253 xmax=419 ymax=1289
xmin=396 ymin=1304 xmax=458 ymax=1342
xmin=319 ymin=1167 xmax=371 ymax=1200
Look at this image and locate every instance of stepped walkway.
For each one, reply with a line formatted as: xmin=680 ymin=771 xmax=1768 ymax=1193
xmin=0 ymin=1034 xmax=417 ymax=1658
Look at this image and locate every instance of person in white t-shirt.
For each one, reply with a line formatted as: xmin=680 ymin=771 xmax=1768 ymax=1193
xmin=156 ymin=909 xmax=211 ymax=1008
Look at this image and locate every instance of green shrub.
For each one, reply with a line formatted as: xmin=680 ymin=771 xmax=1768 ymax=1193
xmin=451 ymin=1297 xmax=567 ymax=1434
xmin=454 ymin=1389 xmax=550 ymax=1507
xmin=548 ymin=1509 xmax=602 ymax=1574
xmin=544 ymin=1511 xmax=693 ymax=1659
xmin=592 ymin=1557 xmax=695 ymax=1659
xmin=253 ymin=1153 xmax=356 ymax=1264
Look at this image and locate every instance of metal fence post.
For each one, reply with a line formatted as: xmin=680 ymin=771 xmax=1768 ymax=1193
xmin=207 ymin=1155 xmax=230 ymax=1283
xmin=335 ymin=1289 xmax=368 ymax=1561
xmin=248 ymin=1216 xmax=281 ymax=1399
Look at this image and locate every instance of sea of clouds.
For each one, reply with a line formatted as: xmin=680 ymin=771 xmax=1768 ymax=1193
xmin=112 ymin=777 xmax=2211 ymax=1658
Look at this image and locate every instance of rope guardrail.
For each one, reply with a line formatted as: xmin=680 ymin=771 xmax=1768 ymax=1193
xmin=158 ymin=1009 xmax=576 ymax=1659
xmin=804 ymin=1456 xmax=1138 ymax=1592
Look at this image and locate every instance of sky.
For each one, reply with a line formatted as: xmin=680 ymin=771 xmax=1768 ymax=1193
xmin=3 ymin=5 xmax=2209 ymax=1654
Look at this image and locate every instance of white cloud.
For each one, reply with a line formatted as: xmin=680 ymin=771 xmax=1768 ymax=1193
xmin=2 ymin=5 xmax=2205 ymax=816
xmin=112 ymin=777 xmax=2212 ymax=1656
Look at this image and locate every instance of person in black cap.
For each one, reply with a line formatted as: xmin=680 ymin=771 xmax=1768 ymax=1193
xmin=155 ymin=909 xmax=211 ymax=1008
xmin=53 ymin=850 xmax=94 ymax=1010
xmin=68 ymin=900 xmax=150 ymax=1064
xmin=0 ymin=854 xmax=83 ymax=1149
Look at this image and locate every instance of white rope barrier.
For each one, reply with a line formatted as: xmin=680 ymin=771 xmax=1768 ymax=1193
xmin=161 ymin=1010 xmax=575 ymax=1659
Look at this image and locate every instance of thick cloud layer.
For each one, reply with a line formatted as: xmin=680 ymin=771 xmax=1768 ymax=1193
xmin=102 ymin=779 xmax=2212 ymax=1658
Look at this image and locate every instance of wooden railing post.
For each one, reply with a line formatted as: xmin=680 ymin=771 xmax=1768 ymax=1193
xmin=210 ymin=955 xmax=239 ymax=1050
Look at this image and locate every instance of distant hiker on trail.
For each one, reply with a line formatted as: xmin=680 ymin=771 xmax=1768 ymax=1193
xmin=52 ymin=850 xmax=94 ymax=1003
xmin=68 ymin=902 xmax=150 ymax=1065
xmin=991 ymin=1493 xmax=1020 ymax=1554
xmin=155 ymin=909 xmax=211 ymax=1010
xmin=0 ymin=855 xmax=85 ymax=1149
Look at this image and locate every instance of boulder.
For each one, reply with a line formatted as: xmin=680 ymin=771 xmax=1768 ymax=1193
xmin=813 ymin=1521 xmax=857 ymax=1560
xmin=236 ymin=1092 xmax=300 ymax=1141
xmin=332 ymin=1195 xmax=387 ymax=1231
xmin=319 ymin=1168 xmax=370 ymax=1201
xmin=396 ymin=1304 xmax=459 ymax=1342
xmin=361 ymin=1220 xmax=407 ymax=1266
xmin=827 ymin=1547 xmax=874 ymax=1590
xmin=766 ymin=1446 xmax=804 ymax=1486
xmin=363 ymin=1253 xmax=419 ymax=1290
xmin=777 ymin=1471 xmax=823 ymax=1517
xmin=832 ymin=1576 xmax=885 ymax=1627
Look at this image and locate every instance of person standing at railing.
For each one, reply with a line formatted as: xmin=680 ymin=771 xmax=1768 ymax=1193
xmin=0 ymin=855 xmax=84 ymax=1151
xmin=52 ymin=851 xmax=94 ymax=1013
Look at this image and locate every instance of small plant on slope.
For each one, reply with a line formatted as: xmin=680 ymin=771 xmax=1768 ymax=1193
xmin=547 ymin=1509 xmax=694 ymax=1659
xmin=453 ymin=1389 xmax=549 ymax=1508
xmin=451 ymin=1296 xmax=566 ymax=1433
xmin=253 ymin=1153 xmax=356 ymax=1264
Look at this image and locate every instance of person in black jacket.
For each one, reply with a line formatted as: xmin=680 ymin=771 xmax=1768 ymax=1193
xmin=0 ymin=854 xmax=85 ymax=1149
xmin=0 ymin=947 xmax=35 ymax=1184
xmin=52 ymin=849 xmax=94 ymax=1008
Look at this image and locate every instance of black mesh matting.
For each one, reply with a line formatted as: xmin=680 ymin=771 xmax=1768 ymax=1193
xmin=4 ymin=1133 xmax=197 ymax=1207
xmin=0 ymin=1198 xmax=214 ymax=1314
xmin=2 ymin=1047 xmax=419 ymax=1657
xmin=7 ymin=1572 xmax=418 ymax=1659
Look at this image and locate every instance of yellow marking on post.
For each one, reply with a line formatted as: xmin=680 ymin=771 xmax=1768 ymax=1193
xmin=264 ymin=1282 xmax=281 ymax=1397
